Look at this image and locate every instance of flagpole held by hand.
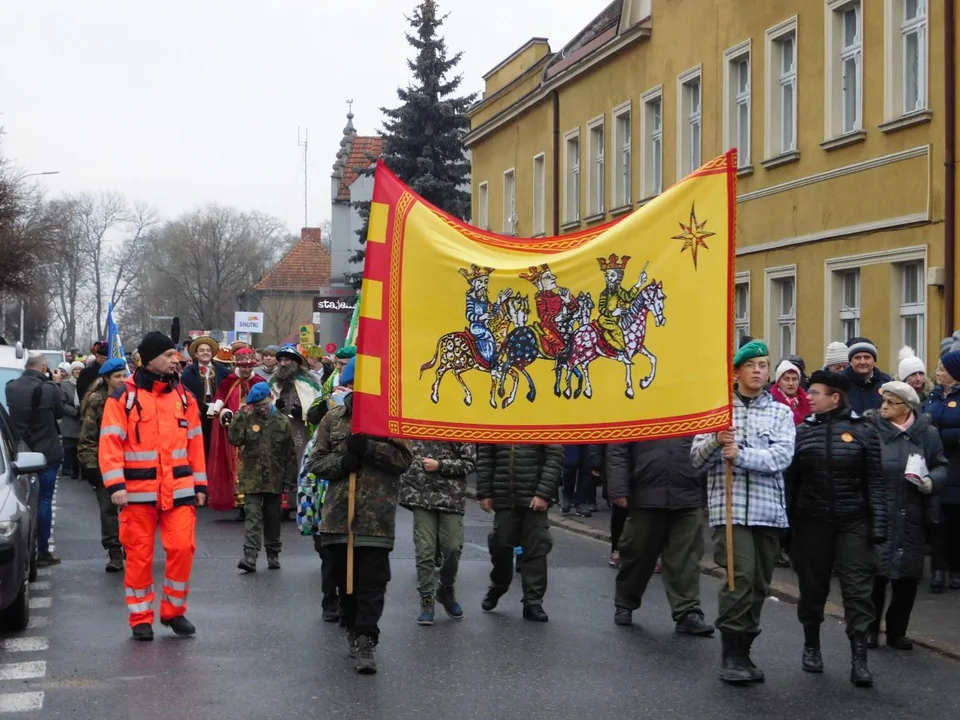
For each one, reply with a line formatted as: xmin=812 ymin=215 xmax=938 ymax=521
xmin=725 ymin=459 xmax=735 ymax=592
xmin=346 ymin=471 xmax=356 ymax=595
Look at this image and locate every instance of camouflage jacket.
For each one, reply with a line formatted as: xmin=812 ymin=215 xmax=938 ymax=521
xmin=77 ymin=386 xmax=108 ymax=471
xmin=227 ymin=407 xmax=299 ymax=495
xmin=398 ymin=442 xmax=476 ymax=514
xmin=307 ymin=395 xmax=413 ymax=548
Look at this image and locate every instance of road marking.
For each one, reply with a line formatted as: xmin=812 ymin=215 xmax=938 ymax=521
xmin=0 ymin=661 xmax=47 ymax=680
xmin=27 ymin=616 xmax=49 ymax=629
xmin=30 ymin=582 xmax=49 ymax=591
xmin=0 ymin=692 xmax=44 ymax=712
xmin=28 ymin=597 xmax=51 ymax=609
xmin=36 ymin=568 xmax=50 ymax=577
xmin=0 ymin=637 xmax=49 ymax=652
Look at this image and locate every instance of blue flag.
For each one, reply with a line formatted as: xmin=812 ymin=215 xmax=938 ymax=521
xmin=106 ymin=303 xmax=127 ymax=366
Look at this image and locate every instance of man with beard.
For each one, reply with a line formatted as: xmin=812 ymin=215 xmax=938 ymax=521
xmin=597 ymin=254 xmax=648 ymax=364
xmin=460 ymin=264 xmax=512 ymax=370
xmin=520 ymin=264 xmax=579 ymax=360
xmin=181 ymin=335 xmax=229 ymax=456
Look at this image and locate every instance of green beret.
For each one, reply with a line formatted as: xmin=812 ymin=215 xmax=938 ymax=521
xmin=733 ymin=340 xmax=769 ymax=368
xmin=335 ymin=346 xmax=357 ymax=359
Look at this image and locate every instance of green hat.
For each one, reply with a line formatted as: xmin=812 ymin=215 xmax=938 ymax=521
xmin=335 ymin=346 xmax=357 ymax=360
xmin=733 ymin=340 xmax=769 ymax=368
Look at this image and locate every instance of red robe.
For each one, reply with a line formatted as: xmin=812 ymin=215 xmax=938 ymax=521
xmin=206 ymin=371 xmax=261 ymax=511
xmin=535 ymin=289 xmax=580 ymax=358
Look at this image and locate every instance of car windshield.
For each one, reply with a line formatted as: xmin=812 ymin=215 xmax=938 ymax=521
xmin=0 ymin=368 xmax=23 ymax=412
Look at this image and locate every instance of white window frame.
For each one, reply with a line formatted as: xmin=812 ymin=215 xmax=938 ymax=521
xmin=764 ymin=17 xmax=799 ymax=162
xmin=612 ymin=101 xmax=632 ymax=208
xmin=640 ymin=85 xmax=663 ymax=199
xmin=898 ymin=260 xmax=926 ymax=360
xmin=883 ymin=0 xmax=928 ymax=122
xmin=838 ymin=269 xmax=861 ymax=341
xmin=477 ymin=181 xmax=489 ymax=229
xmin=532 ymin=153 xmax=546 ymax=236
xmin=825 ymin=0 xmax=864 ymax=140
xmin=723 ymin=40 xmax=752 ymax=169
xmin=587 ymin=115 xmax=606 ymax=217
xmin=764 ymin=265 xmax=797 ymax=360
xmin=563 ymin=129 xmax=581 ymax=224
xmin=734 ymin=271 xmax=751 ymax=348
xmin=677 ymin=65 xmax=703 ymax=178
xmin=502 ymin=168 xmax=516 ymax=235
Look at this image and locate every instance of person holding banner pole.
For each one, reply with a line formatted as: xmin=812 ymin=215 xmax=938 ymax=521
xmin=691 ymin=340 xmax=795 ymax=686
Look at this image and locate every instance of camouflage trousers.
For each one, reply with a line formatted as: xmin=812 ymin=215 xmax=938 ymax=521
xmin=243 ymin=493 xmax=282 ymax=559
xmin=412 ymin=509 xmax=464 ymax=597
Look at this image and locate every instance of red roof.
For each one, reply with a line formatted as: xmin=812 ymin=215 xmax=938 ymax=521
xmin=337 ymin=136 xmax=383 ymax=201
xmin=255 ymin=228 xmax=331 ymax=292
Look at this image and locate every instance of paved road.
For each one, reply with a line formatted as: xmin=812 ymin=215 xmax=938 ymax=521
xmin=2 ymin=477 xmax=960 ymax=719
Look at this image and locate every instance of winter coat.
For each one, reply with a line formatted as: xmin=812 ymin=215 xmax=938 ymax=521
xmin=605 ymin=437 xmax=706 ymax=509
xmin=5 ymin=369 xmax=63 ymax=465
xmin=843 ymin=366 xmax=894 ymax=416
xmin=398 ymin=441 xmax=476 ymax=514
xmin=924 ymin=384 xmax=960 ymax=505
xmin=563 ymin=445 xmax=604 ymax=470
xmin=770 ymin=384 xmax=812 ymax=426
xmin=476 ymin=444 xmax=565 ymax=511
xmin=59 ymin=379 xmax=82 ymax=439
xmin=786 ymin=407 xmax=887 ymax=541
xmin=76 ymin=361 xmax=101 ymax=402
xmin=181 ymin=362 xmax=230 ymax=413
xmin=227 ymin=407 xmax=298 ymax=495
xmin=872 ymin=413 xmax=949 ymax=580
xmin=77 ymin=385 xmax=109 ymax=472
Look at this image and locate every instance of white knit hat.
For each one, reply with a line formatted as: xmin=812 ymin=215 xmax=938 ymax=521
xmin=775 ymin=360 xmax=801 ymax=383
xmin=897 ymin=346 xmax=926 ymax=382
xmin=880 ymin=380 xmax=920 ymax=410
xmin=824 ymin=341 xmax=849 ymax=368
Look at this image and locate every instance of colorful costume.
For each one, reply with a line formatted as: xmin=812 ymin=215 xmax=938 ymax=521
xmin=596 ymin=254 xmax=641 ymax=354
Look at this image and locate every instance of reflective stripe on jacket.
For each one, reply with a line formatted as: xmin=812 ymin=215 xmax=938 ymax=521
xmin=98 ymin=372 xmax=207 ymax=509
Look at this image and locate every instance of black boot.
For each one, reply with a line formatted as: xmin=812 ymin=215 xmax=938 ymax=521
xmin=743 ymin=635 xmax=765 ymax=683
xmin=522 ymin=604 xmax=549 ymax=622
xmin=718 ymin=633 xmax=752 ymax=685
xmin=802 ymin=625 xmax=824 ymax=673
xmin=481 ymin=587 xmax=504 ymax=612
xmin=931 ymin=570 xmax=946 ymax=593
xmin=161 ymin=616 xmax=196 ymax=637
xmin=849 ymin=634 xmax=874 ymax=688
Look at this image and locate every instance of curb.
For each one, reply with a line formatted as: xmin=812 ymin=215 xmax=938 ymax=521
xmin=467 ymin=487 xmax=960 ymax=661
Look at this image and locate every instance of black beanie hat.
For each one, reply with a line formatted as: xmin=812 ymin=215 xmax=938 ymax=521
xmin=138 ymin=331 xmax=177 ymax=367
xmin=808 ymin=369 xmax=851 ymax=394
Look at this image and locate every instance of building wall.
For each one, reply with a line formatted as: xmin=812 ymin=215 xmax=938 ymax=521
xmin=258 ymin=293 xmax=314 ymax=346
xmin=330 ymin=202 xmax=353 ymax=287
xmin=468 ymin=0 xmax=946 ymax=368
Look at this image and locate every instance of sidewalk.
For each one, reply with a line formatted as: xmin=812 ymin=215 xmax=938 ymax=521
xmin=466 ymin=477 xmax=960 ymax=659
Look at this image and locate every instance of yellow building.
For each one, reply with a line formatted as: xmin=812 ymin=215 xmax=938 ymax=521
xmin=466 ymin=0 xmax=956 ymax=372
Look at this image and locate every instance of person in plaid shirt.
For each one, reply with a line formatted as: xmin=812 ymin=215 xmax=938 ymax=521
xmin=691 ymin=340 xmax=795 ymax=686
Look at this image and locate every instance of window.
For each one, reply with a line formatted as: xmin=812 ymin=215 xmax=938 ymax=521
xmin=477 ymin=182 xmax=489 ymax=229
xmin=641 ymin=87 xmax=663 ymax=198
xmin=826 ymin=1 xmax=863 ymax=139
xmin=765 ymin=266 xmax=796 ymax=360
xmin=735 ymin=274 xmax=750 ymax=347
xmin=724 ymin=42 xmax=752 ymax=168
xmin=613 ymin=103 xmax=632 ymax=207
xmin=764 ymin=17 xmax=799 ymax=161
xmin=502 ymin=169 xmax=516 ymax=235
xmin=678 ymin=67 xmax=702 ymax=177
xmin=532 ymin=154 xmax=546 ymax=236
xmin=587 ymin=117 xmax=605 ymax=216
xmin=839 ymin=270 xmax=861 ymax=341
xmin=900 ymin=261 xmax=925 ymax=353
xmin=884 ymin=0 xmax=928 ymax=121
xmin=564 ymin=130 xmax=581 ymax=224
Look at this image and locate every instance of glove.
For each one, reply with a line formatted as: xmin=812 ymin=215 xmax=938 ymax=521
xmin=346 ymin=434 xmax=367 ymax=457
xmin=220 ymin=409 xmax=234 ymax=427
xmin=289 ymin=404 xmax=302 ymax=419
xmin=206 ymin=405 xmax=217 ymax=418
xmin=275 ymin=397 xmax=287 ymax=411
xmin=342 ymin=453 xmax=362 ymax=473
xmin=919 ymin=477 xmax=934 ymax=495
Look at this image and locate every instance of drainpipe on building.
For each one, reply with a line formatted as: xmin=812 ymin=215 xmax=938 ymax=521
xmin=552 ymin=89 xmax=561 ymax=236
xmin=946 ymin=0 xmax=957 ymax=335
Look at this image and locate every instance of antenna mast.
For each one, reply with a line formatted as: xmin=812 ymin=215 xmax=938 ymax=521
xmin=298 ymin=127 xmax=308 ymax=227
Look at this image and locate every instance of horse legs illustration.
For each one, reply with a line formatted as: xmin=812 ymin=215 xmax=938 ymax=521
xmin=421 ymin=333 xmax=482 ymax=406
xmin=638 ymin=345 xmax=657 ymax=389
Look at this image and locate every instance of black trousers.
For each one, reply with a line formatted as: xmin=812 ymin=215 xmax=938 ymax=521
xmin=312 ymin=533 xmax=340 ymax=614
xmin=871 ymin=576 xmax=918 ymax=638
xmin=325 ymin=543 xmax=391 ymax=642
xmin=610 ymin=505 xmax=628 ymax=552
xmin=488 ymin=508 xmax=553 ymax=604
xmin=932 ymin=504 xmax=960 ymax=573
xmin=61 ymin=438 xmax=79 ymax=478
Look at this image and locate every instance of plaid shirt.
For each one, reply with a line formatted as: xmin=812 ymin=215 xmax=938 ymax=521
xmin=691 ymin=390 xmax=795 ymax=529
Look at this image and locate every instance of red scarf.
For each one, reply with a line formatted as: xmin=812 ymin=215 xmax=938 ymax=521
xmin=771 ymin=384 xmax=812 ymax=426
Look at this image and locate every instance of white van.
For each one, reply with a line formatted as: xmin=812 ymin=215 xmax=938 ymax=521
xmin=0 ymin=342 xmax=27 ymax=411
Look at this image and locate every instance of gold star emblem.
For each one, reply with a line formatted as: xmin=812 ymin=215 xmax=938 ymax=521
xmin=671 ymin=203 xmax=716 ymax=269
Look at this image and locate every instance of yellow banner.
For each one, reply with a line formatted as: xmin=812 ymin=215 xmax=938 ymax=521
xmin=352 ymin=153 xmax=736 ymax=443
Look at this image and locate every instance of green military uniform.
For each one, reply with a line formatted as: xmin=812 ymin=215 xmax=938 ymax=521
xmin=228 ymin=407 xmax=298 ymax=564
xmin=77 ymin=385 xmax=121 ymax=559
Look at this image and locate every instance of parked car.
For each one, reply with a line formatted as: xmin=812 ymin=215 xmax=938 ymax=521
xmin=0 ymin=403 xmax=43 ymax=631
xmin=0 ymin=342 xmax=26 ymax=412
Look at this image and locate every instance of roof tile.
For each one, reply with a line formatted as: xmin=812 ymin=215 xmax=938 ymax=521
xmin=337 ymin=136 xmax=384 ymax=201
xmin=254 ymin=229 xmax=331 ymax=292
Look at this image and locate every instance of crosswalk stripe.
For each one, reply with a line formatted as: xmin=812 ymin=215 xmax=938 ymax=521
xmin=0 ymin=661 xmax=46 ymax=680
xmin=30 ymin=582 xmax=49 ymax=591
xmin=0 ymin=637 xmax=49 ymax=652
xmin=36 ymin=569 xmax=51 ymax=577
xmin=28 ymin=597 xmax=51 ymax=609
xmin=0 ymin=692 xmax=44 ymax=713
xmin=48 ymin=544 xmax=55 ymax=552
xmin=27 ymin=616 xmax=49 ymax=629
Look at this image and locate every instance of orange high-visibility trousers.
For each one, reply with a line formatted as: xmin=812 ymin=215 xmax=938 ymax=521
xmin=119 ymin=504 xmax=196 ymax=628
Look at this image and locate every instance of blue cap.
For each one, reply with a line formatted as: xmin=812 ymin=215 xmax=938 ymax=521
xmin=339 ymin=357 xmax=356 ymax=387
xmin=99 ymin=358 xmax=127 ymax=377
xmin=247 ymin=382 xmax=272 ymax=404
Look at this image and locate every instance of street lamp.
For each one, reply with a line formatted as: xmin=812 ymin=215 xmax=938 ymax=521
xmin=19 ymin=171 xmax=59 ymax=180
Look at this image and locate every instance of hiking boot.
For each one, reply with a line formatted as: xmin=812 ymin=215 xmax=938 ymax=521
xmin=587 ymin=501 xmax=598 ymax=513
xmin=37 ymin=552 xmax=61 ymax=567
xmin=522 ymin=604 xmax=549 ymax=622
xmin=267 ymin=554 xmax=281 ymax=570
xmin=131 ymin=623 xmax=153 ymax=642
xmin=106 ymin=549 xmax=124 ymax=573
xmin=802 ymin=646 xmax=824 ymax=673
xmin=238 ymin=556 xmax=257 ymax=573
xmin=675 ymin=610 xmax=715 ymax=637
xmin=849 ymin=634 xmax=874 ymax=688
xmin=417 ymin=595 xmax=435 ymax=626
xmin=775 ymin=550 xmax=791 ymax=569
xmin=347 ymin=630 xmax=359 ymax=659
xmin=161 ymin=616 xmax=196 ymax=637
xmin=931 ymin=570 xmax=947 ymax=593
xmin=322 ymin=608 xmax=340 ymax=623
xmin=354 ymin=636 xmax=378 ymax=675
xmin=887 ymin=635 xmax=913 ymax=650
xmin=718 ymin=633 xmax=753 ymax=685
xmin=614 ymin=606 xmax=633 ymax=626
xmin=608 ymin=551 xmax=620 ymax=568
xmin=481 ymin=588 xmax=504 ymax=612
xmin=951 ymin=573 xmax=960 ymax=590
xmin=575 ymin=504 xmax=592 ymax=518
xmin=436 ymin=584 xmax=464 ymax=619
xmin=743 ymin=635 xmax=765 ymax=683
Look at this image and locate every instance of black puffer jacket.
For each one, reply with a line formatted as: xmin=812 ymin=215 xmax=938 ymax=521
xmin=5 ymin=369 xmax=64 ymax=465
xmin=787 ymin=407 xmax=887 ymax=541
xmin=605 ymin=437 xmax=706 ymax=509
xmin=476 ymin=444 xmax=564 ymax=510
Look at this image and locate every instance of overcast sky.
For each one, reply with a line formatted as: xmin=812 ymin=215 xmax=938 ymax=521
xmin=1 ymin=1 xmax=591 ymax=234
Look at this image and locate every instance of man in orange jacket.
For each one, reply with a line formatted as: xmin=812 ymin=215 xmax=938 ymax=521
xmin=99 ymin=331 xmax=207 ymax=641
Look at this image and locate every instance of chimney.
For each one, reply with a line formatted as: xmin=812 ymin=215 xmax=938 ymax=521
xmin=301 ymin=227 xmax=323 ymax=244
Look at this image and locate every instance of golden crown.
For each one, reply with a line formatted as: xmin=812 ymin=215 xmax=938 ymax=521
xmin=459 ymin=264 xmax=495 ymax=283
xmin=519 ymin=263 xmax=550 ymax=284
xmin=598 ymin=253 xmax=631 ymax=272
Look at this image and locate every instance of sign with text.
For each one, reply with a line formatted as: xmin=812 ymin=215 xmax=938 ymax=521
xmin=234 ymin=312 xmax=265 ymax=334
xmin=313 ymin=296 xmax=357 ymax=313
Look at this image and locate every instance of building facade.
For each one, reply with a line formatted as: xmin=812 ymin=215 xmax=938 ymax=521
xmin=465 ymin=0 xmax=950 ymax=371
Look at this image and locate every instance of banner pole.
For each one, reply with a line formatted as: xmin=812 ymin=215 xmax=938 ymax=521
xmin=346 ymin=471 xmax=356 ymax=595
xmin=725 ymin=459 xmax=735 ymax=591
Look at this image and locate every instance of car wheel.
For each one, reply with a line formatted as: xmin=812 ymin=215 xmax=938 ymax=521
xmin=0 ymin=576 xmax=30 ymax=632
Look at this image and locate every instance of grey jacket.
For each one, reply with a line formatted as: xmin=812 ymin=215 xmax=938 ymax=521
xmin=606 ymin=437 xmax=706 ymax=509
xmin=59 ymin=379 xmax=82 ymax=439
xmin=6 ymin=369 xmax=63 ymax=465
